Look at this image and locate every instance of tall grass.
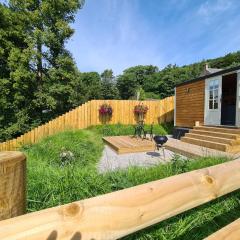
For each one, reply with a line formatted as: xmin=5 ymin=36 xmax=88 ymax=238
xmin=22 ymin=124 xmax=240 ymax=239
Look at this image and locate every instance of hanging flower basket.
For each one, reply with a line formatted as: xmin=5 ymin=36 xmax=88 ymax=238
xmin=134 ymin=103 xmax=148 ymax=121
xmin=134 ymin=103 xmax=148 ymax=115
xmin=99 ymin=103 xmax=113 ymax=116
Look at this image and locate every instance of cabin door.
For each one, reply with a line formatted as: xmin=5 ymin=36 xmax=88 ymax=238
xmin=204 ymin=76 xmax=222 ymax=125
xmin=236 ymin=71 xmax=240 ymax=127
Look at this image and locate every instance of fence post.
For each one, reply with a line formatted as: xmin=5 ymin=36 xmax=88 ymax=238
xmin=0 ymin=151 xmax=26 ymax=221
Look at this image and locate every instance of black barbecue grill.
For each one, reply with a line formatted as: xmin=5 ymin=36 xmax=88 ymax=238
xmin=153 ymin=135 xmax=168 ymax=159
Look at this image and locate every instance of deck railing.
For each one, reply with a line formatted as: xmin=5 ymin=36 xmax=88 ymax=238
xmin=0 ymin=156 xmax=239 ymax=239
xmin=0 ymin=97 xmax=174 ymax=151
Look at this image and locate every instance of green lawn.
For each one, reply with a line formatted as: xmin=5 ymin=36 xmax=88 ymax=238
xmin=22 ymin=124 xmax=240 ymax=240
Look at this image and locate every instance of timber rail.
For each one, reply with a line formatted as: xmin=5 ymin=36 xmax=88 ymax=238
xmin=0 ymin=157 xmax=240 ymax=239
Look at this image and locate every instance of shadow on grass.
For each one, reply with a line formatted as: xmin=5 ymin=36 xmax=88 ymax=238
xmin=123 ymin=191 xmax=240 ymax=240
xmin=175 ymin=205 xmax=240 ymax=240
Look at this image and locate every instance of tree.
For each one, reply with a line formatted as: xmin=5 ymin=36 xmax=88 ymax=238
xmin=0 ymin=0 xmax=84 ymax=141
xmin=117 ymin=65 xmax=159 ymax=99
xmin=101 ymin=69 xmax=119 ymax=99
xmin=117 ymin=73 xmax=138 ymax=99
xmin=0 ymin=3 xmax=31 ymax=140
xmin=80 ymin=72 xmax=102 ymax=101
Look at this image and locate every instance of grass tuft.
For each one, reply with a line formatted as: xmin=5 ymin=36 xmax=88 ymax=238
xmin=22 ymin=124 xmax=240 ymax=239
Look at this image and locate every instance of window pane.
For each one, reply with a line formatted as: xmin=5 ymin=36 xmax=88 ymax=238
xmin=214 ymin=80 xmax=219 ymax=89
xmin=214 ymin=89 xmax=218 ymax=99
xmin=209 ymin=90 xmax=213 ymax=99
xmin=209 ymin=100 xmax=213 ymax=109
xmin=214 ymin=100 xmax=218 ymax=109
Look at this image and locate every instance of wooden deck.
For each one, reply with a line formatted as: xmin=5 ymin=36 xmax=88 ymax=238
xmin=102 ymin=136 xmax=155 ymax=154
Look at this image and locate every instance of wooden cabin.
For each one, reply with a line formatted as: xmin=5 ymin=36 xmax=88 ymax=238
xmin=174 ymin=64 xmax=240 ymax=153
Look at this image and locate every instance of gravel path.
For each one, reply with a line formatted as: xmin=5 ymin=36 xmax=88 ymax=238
xmin=98 ymin=145 xmax=178 ymax=173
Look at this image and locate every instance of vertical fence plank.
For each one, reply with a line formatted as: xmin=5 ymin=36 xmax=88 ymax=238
xmin=0 ymin=97 xmax=174 ymax=151
xmin=92 ymin=100 xmax=97 ymax=126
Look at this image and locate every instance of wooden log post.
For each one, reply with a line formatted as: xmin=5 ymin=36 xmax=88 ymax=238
xmin=0 ymin=159 xmax=240 ymax=240
xmin=0 ymin=151 xmax=26 ymax=221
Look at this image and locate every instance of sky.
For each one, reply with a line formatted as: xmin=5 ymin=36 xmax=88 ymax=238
xmin=66 ymin=0 xmax=240 ymax=75
xmin=1 ymin=0 xmax=239 ymax=74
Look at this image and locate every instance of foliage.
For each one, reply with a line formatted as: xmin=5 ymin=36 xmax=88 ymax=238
xmin=0 ymin=0 xmax=85 ymax=141
xmin=22 ymin=125 xmax=240 ymax=240
xmin=117 ymin=65 xmax=158 ymax=99
xmin=98 ymin=103 xmax=113 ymax=116
xmin=134 ymin=103 xmax=148 ymax=114
xmin=59 ymin=147 xmax=75 ymax=166
xmin=79 ymin=72 xmax=102 ymax=100
xmin=1 ymin=0 xmax=240 ymax=141
xmin=116 ymin=52 xmax=240 ymax=100
xmin=101 ymin=69 xmax=119 ymax=99
xmin=87 ymin=123 xmax=173 ymax=137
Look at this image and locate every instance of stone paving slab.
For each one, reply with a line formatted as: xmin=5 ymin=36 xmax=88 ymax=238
xmin=98 ymin=136 xmax=240 ymax=173
xmin=98 ymin=145 xmax=179 ymax=173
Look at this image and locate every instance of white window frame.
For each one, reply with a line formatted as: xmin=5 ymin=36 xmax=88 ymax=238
xmin=208 ymin=79 xmax=219 ymax=111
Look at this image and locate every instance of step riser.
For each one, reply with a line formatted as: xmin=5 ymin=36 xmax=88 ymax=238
xmin=194 ymin=126 xmax=240 ymax=135
xmin=191 ymin=130 xmax=238 ymax=140
xmin=181 ymin=137 xmax=227 ymax=152
xmin=185 ymin=133 xmax=233 ymax=145
xmin=227 ymin=145 xmax=240 ymax=153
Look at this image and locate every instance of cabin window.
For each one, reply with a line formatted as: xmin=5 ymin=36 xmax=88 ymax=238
xmin=209 ymin=80 xmax=219 ymax=110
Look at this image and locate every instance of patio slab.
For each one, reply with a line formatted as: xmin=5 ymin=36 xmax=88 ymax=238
xmin=98 ymin=145 xmax=177 ymax=173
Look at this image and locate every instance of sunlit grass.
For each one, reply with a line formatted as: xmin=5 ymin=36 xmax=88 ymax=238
xmin=22 ymin=124 xmax=240 ymax=239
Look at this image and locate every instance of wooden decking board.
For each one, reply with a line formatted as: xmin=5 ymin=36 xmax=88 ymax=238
xmin=103 ymin=136 xmax=155 ymax=154
xmin=181 ymin=126 xmax=240 ymax=153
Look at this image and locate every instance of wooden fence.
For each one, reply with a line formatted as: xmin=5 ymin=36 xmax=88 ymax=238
xmin=0 ymin=156 xmax=239 ymax=239
xmin=0 ymin=97 xmax=174 ymax=151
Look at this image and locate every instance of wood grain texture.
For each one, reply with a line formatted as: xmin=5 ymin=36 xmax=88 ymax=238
xmin=0 ymin=98 xmax=174 ymax=151
xmin=175 ymin=79 xmax=205 ymax=128
xmin=0 ymin=151 xmax=26 ymax=221
xmin=0 ymin=159 xmax=240 ymax=240
xmin=205 ymin=218 xmax=240 ymax=240
xmin=103 ymin=136 xmax=155 ymax=154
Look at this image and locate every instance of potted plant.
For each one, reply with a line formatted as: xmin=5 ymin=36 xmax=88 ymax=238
xmin=99 ymin=103 xmax=113 ymax=116
xmin=134 ymin=103 xmax=148 ymax=121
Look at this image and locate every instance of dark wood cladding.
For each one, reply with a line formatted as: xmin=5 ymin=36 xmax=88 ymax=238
xmin=176 ymin=79 xmax=205 ymax=128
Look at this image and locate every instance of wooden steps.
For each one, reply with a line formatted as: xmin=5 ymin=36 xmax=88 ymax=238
xmin=185 ymin=133 xmax=240 ymax=145
xmin=165 ymin=138 xmax=232 ymax=158
xmin=190 ymin=129 xmax=239 ymax=140
xmin=181 ymin=126 xmax=240 ymax=153
xmin=194 ymin=126 xmax=240 ymax=134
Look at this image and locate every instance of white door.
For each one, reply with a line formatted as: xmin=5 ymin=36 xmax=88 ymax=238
xmin=204 ymin=76 xmax=222 ymax=125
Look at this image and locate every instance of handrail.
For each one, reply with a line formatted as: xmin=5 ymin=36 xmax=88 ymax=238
xmin=0 ymin=158 xmax=240 ymax=240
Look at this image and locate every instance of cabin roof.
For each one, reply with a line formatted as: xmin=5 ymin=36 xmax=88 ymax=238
xmin=175 ymin=65 xmax=240 ymax=87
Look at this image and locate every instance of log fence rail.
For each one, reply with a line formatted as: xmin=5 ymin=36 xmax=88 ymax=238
xmin=0 ymin=155 xmax=239 ymax=239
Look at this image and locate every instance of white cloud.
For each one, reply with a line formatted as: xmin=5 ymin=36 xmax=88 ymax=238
xmin=198 ymin=0 xmax=233 ymax=17
xmin=67 ymin=0 xmax=240 ymax=75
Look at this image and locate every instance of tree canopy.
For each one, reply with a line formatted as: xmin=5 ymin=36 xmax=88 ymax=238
xmin=1 ymin=0 xmax=240 ymax=141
